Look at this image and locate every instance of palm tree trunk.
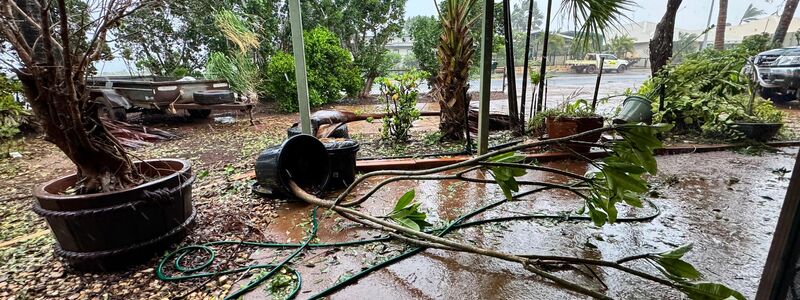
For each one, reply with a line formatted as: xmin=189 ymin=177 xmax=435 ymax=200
xmin=649 ymin=0 xmax=683 ymax=75
xmin=714 ymin=0 xmax=728 ymax=50
xmin=773 ymin=0 xmax=800 ymax=46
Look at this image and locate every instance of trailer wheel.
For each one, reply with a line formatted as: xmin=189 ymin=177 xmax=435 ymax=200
xmin=585 ymin=65 xmax=597 ymax=74
xmin=188 ymin=109 xmax=212 ymax=119
xmin=96 ymin=98 xmax=127 ymax=122
xmin=194 ymin=91 xmax=235 ymax=105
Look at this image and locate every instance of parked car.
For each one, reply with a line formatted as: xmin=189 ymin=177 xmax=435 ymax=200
xmin=565 ymin=53 xmax=631 ymax=74
xmin=749 ymin=46 xmax=800 ymax=102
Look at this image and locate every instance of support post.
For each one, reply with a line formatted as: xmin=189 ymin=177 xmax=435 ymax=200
xmin=756 ymin=150 xmax=800 ymax=299
xmin=477 ymin=0 xmax=495 ymax=155
xmin=288 ymin=0 xmax=312 ymax=134
xmin=591 ymin=57 xmax=605 ymax=112
xmin=519 ymin=0 xmax=536 ymax=133
xmin=535 ymin=0 xmax=553 ymax=114
xmin=502 ymin=0 xmax=519 ymax=130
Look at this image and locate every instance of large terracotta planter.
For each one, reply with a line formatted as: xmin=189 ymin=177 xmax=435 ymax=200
xmin=545 ymin=116 xmax=605 ymax=152
xmin=33 ymin=159 xmax=195 ymax=271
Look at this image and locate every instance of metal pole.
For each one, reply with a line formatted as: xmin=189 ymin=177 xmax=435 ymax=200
xmin=591 ymin=57 xmax=605 ymax=112
xmin=536 ymin=0 xmax=553 ymax=114
xmin=288 ymin=0 xmax=312 ymax=134
xmin=700 ymin=0 xmax=715 ymax=51
xmin=520 ymin=0 xmax=536 ymax=133
xmin=477 ymin=0 xmax=495 ymax=155
xmin=502 ymin=0 xmax=519 ymax=129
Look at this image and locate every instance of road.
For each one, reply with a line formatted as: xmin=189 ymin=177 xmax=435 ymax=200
xmin=386 ymin=69 xmax=652 ymax=123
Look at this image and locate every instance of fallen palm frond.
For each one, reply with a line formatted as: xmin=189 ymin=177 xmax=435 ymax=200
xmin=214 ymin=10 xmax=259 ymax=53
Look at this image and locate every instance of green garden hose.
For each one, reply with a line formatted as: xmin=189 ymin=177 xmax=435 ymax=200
xmin=156 ymin=186 xmax=661 ymax=299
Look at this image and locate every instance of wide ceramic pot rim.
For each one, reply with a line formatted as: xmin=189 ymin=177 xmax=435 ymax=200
xmin=33 ymin=158 xmax=191 ymax=201
xmin=545 ymin=115 xmax=604 ymax=122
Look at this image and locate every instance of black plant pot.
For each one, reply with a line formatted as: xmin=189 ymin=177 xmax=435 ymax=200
xmin=732 ymin=122 xmax=783 ymax=142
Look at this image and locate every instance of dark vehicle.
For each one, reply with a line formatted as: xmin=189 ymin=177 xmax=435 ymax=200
xmin=750 ymin=46 xmax=800 ymax=102
xmin=87 ymin=76 xmax=253 ymax=121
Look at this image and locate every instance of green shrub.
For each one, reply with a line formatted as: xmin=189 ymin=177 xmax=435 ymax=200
xmin=639 ymin=43 xmax=782 ymax=140
xmin=377 ymin=70 xmax=427 ymax=142
xmin=0 ymin=75 xmax=25 ymax=142
xmin=264 ymin=27 xmax=363 ymax=112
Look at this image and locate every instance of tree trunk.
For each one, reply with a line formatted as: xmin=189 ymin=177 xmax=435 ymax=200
xmin=714 ymin=0 xmax=728 ymax=50
xmin=360 ymin=75 xmax=376 ymax=98
xmin=649 ymin=0 xmax=683 ymax=75
xmin=12 ymin=0 xmax=139 ymax=194
xmin=436 ymin=0 xmax=477 ymax=141
xmin=773 ymin=0 xmax=800 ymax=46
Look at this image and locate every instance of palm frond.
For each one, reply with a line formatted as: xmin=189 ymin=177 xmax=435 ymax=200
xmin=740 ymin=4 xmax=765 ymax=24
xmin=214 ymin=10 xmax=259 ymax=53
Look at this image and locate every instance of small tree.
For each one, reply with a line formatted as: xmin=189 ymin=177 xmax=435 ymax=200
xmin=264 ymin=27 xmax=363 ymax=112
xmin=377 ymin=70 xmax=427 ymax=142
xmin=407 ymin=15 xmax=442 ymax=84
xmin=1 ymin=0 xmax=150 ymax=193
xmin=607 ymin=35 xmax=635 ymax=58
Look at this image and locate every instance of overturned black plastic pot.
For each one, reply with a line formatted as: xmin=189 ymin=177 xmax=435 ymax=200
xmin=255 ymin=134 xmax=330 ymax=197
xmin=321 ymin=139 xmax=360 ymax=190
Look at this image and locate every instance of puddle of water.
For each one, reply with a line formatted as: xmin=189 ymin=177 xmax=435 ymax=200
xmin=241 ymin=150 xmax=796 ymax=299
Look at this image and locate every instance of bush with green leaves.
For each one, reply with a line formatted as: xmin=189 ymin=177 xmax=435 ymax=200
xmin=264 ymin=27 xmax=363 ymax=112
xmin=377 ymin=70 xmax=427 ymax=142
xmin=0 ymin=75 xmax=25 ymax=143
xmin=639 ymin=41 xmax=782 ymax=140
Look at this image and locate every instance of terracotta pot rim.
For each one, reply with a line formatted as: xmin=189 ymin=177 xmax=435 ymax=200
xmin=33 ymin=158 xmax=191 ymax=201
xmin=545 ymin=115 xmax=604 ymax=121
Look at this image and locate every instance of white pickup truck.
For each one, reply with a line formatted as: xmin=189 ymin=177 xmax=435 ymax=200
xmin=565 ymin=53 xmax=632 ymax=74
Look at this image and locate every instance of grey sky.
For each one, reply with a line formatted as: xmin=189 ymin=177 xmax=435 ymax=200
xmin=405 ymin=0 xmax=787 ymax=30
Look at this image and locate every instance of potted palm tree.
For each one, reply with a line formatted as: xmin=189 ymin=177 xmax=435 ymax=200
xmin=2 ymin=0 xmax=195 ymax=270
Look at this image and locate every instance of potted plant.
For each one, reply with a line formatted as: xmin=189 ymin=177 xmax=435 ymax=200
xmin=2 ymin=1 xmax=195 ymax=270
xmin=730 ymin=95 xmax=784 ymax=141
xmin=528 ymin=99 xmax=604 ymax=152
xmin=731 ymin=58 xmax=784 ymax=141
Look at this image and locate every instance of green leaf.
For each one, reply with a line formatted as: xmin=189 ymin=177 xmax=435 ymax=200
xmin=679 ymin=282 xmax=745 ymax=300
xmin=654 ymin=258 xmax=702 ymax=280
xmin=394 ymin=190 xmax=416 ymax=211
xmin=622 ymin=191 xmax=644 ymax=208
xmin=658 ymin=244 xmax=693 ymax=259
xmin=394 ymin=217 xmax=421 ymax=231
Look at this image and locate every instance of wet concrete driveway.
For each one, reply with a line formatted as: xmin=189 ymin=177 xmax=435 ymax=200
xmin=246 ymin=147 xmax=797 ymax=299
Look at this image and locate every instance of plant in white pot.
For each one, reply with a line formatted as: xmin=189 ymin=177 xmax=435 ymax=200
xmin=1 ymin=0 xmax=196 ymax=270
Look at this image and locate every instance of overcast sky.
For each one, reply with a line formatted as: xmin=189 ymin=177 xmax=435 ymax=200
xmin=405 ymin=0 xmax=787 ymax=30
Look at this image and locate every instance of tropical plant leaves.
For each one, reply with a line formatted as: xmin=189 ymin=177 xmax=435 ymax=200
xmin=486 ymin=152 xmax=528 ymax=200
xmin=582 ymin=124 xmax=674 ymax=226
xmin=389 ymin=190 xmax=431 ymax=231
xmin=678 ymin=282 xmax=746 ymax=300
